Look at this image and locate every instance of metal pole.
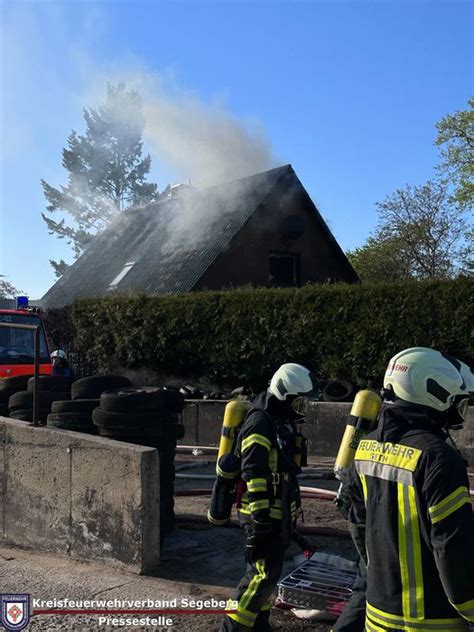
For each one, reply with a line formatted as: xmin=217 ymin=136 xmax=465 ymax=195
xmin=33 ymin=326 xmax=40 ymax=426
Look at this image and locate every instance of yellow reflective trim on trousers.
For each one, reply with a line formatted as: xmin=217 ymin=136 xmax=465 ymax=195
xmin=360 ymin=473 xmax=368 ymax=504
xmin=249 ymin=499 xmax=270 ymax=512
xmin=397 ymin=483 xmax=424 ymax=620
xmin=207 ymin=510 xmax=229 ymax=526
xmin=247 ymin=478 xmax=267 ymax=492
xmin=428 ymin=486 xmax=470 ymax=524
xmin=239 ymin=559 xmax=267 ymax=612
xmin=228 ymin=607 xmax=256 ymax=627
xmin=367 ymin=602 xmax=468 ymax=630
xmin=269 ymin=508 xmax=282 ymax=519
xmin=241 ymin=434 xmax=272 ymax=452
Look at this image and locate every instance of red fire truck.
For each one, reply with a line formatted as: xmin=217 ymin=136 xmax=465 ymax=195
xmin=0 ymin=297 xmax=52 ymax=378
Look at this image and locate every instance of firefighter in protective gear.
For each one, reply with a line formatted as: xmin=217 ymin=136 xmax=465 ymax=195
xmin=346 ymin=347 xmax=474 ymax=632
xmin=220 ymin=363 xmax=319 ymax=632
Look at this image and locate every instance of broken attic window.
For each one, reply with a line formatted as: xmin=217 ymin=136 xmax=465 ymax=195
xmin=107 ymin=262 xmax=135 ymax=290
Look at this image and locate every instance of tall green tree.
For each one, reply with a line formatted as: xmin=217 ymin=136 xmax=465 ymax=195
xmin=0 ymin=275 xmax=23 ymax=299
xmin=435 ymin=97 xmax=474 ymax=209
xmin=348 ymin=180 xmax=470 ymax=282
xmin=42 ymin=83 xmax=159 ymax=277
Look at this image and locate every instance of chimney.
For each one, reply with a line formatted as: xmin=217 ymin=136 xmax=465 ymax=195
xmin=168 ymin=183 xmax=195 ymax=199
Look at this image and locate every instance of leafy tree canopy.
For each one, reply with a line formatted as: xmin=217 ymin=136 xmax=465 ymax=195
xmin=435 ymin=97 xmax=474 ymax=209
xmin=0 ymin=275 xmax=23 ymax=299
xmin=348 ymin=180 xmax=471 ymax=282
xmin=42 ymin=83 xmax=159 ymax=276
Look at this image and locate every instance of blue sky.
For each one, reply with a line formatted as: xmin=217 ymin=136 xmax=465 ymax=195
xmin=1 ymin=0 xmax=472 ymax=298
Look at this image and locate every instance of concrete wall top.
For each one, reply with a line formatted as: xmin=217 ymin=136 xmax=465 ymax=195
xmin=181 ymin=400 xmax=473 ymax=464
xmin=0 ymin=417 xmax=160 ymax=573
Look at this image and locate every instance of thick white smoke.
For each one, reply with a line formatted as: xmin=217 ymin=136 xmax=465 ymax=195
xmin=85 ymin=69 xmax=276 ymax=188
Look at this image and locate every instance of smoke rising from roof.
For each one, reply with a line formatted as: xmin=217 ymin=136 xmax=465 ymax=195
xmin=85 ymin=69 xmax=277 ymax=189
xmin=142 ymin=93 xmax=275 ymax=188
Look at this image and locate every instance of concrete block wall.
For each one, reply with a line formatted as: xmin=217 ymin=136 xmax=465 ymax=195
xmin=0 ymin=417 xmax=160 ymax=573
xmin=181 ymin=401 xmax=474 ymax=463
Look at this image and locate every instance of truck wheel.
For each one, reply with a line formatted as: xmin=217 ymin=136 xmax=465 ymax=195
xmin=51 ymin=399 xmax=100 ymax=414
xmin=71 ymin=375 xmax=132 ymax=400
xmin=27 ymin=376 xmax=74 ymax=393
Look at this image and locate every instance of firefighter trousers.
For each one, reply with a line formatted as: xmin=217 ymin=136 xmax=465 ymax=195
xmin=332 ymin=559 xmax=367 ymax=632
xmin=220 ymin=531 xmax=285 ymax=631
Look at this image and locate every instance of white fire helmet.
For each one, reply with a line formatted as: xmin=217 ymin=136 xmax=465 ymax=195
xmin=50 ymin=349 xmax=67 ymax=360
xmin=268 ymin=363 xmax=319 ymax=401
xmin=384 ymin=347 xmax=473 ymax=422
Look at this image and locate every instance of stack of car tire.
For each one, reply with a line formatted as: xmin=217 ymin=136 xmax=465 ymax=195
xmin=7 ymin=375 xmax=73 ymax=422
xmin=0 ymin=375 xmax=34 ymax=417
xmin=92 ymin=386 xmax=185 ymax=541
xmin=47 ymin=375 xmax=132 ymax=434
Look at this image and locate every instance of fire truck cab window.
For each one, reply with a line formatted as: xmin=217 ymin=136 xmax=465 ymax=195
xmin=268 ymin=252 xmax=301 ymax=287
xmin=0 ymin=314 xmax=49 ymax=364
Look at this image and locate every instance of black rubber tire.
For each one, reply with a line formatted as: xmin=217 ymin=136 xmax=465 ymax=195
xmin=9 ymin=408 xmax=50 ymax=422
xmin=27 ymin=375 xmax=74 ymax=393
xmin=0 ymin=389 xmax=18 ymax=405
xmin=0 ymin=374 xmax=33 ymax=391
xmin=51 ymin=399 xmax=100 ymax=414
xmin=100 ymin=387 xmax=184 ymax=414
xmin=92 ymin=407 xmax=178 ymax=429
xmin=47 ymin=412 xmax=96 ymax=432
xmin=71 ymin=375 xmax=132 ymax=400
xmin=97 ymin=426 xmax=164 ymax=444
xmin=8 ymin=390 xmax=71 ymax=412
xmin=322 ymin=379 xmax=356 ymax=403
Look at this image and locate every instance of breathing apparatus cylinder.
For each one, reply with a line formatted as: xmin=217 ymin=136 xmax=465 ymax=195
xmin=208 ymin=399 xmax=250 ymax=526
xmin=217 ymin=399 xmax=250 ymax=462
xmin=334 ymin=389 xmax=382 ymax=482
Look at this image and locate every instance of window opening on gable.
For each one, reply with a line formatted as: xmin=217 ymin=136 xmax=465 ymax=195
xmin=268 ymin=252 xmax=301 ymax=287
xmin=107 ymin=262 xmax=135 ymax=290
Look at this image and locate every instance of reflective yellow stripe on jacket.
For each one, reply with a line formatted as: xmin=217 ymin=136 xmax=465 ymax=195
xmin=397 ymin=483 xmax=424 ymax=621
xmin=366 ymin=602 xmax=469 ymax=631
xmin=428 ymin=487 xmax=470 ymax=525
xmin=241 ymin=433 xmax=272 ymax=452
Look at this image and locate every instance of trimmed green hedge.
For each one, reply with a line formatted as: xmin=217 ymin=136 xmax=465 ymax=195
xmin=69 ymin=278 xmax=473 ymax=389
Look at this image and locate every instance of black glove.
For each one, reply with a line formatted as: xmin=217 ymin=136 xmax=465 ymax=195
xmin=246 ymin=512 xmax=275 ymax=562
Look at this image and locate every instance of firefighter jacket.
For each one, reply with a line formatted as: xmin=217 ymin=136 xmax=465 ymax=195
xmin=236 ymin=390 xmax=303 ymax=537
xmin=347 ymin=403 xmax=474 ymax=632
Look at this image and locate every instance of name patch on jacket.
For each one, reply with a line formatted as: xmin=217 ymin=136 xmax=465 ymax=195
xmin=356 ymin=440 xmax=422 ymax=471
